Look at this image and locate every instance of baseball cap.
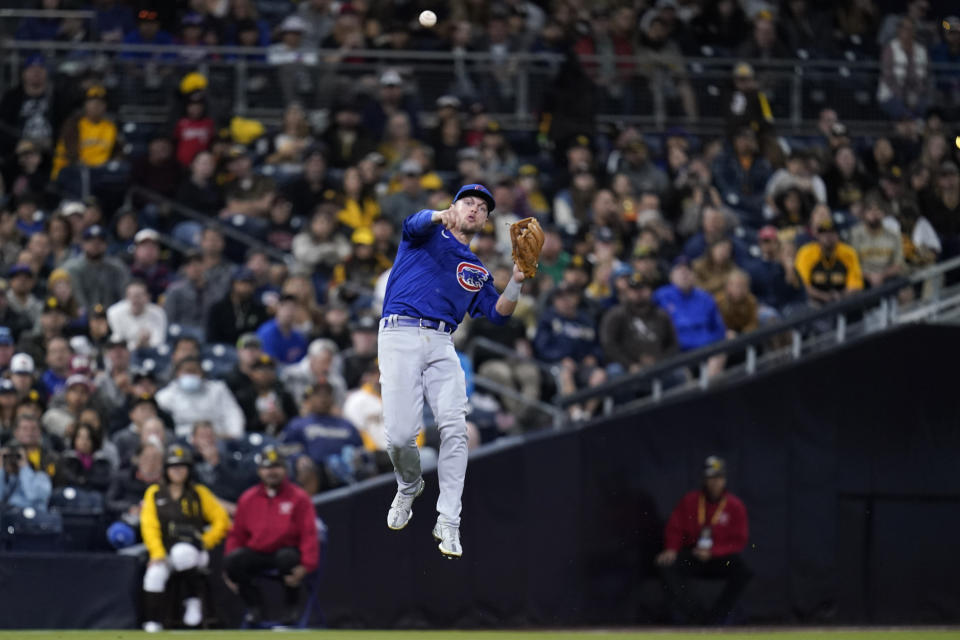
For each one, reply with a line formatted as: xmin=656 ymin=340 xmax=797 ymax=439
xmin=10 ymin=353 xmax=34 ymax=374
xmin=165 ymin=444 xmax=193 ymax=467
xmin=758 ymin=225 xmax=779 ymax=241
xmin=131 ymin=367 xmax=157 ymax=382
xmin=90 ymin=304 xmax=107 ymax=319
xmin=257 ymin=444 xmax=285 ymax=468
xmin=815 ymin=218 xmax=837 ymax=233
xmin=944 ymin=16 xmax=960 ymax=30
xmin=83 ymin=225 xmax=107 ymax=240
xmin=351 ymin=314 xmax=378 ymax=333
xmin=0 ymin=379 xmax=15 ymax=394
xmin=733 ymin=62 xmax=755 ymax=79
xmin=66 ymin=374 xmax=92 ymax=391
xmin=436 ymin=94 xmax=461 ymax=109
xmin=237 ymin=333 xmax=261 ymax=349
xmin=279 ymin=15 xmax=309 ymax=33
xmin=42 ymin=297 xmax=66 ymax=314
xmin=15 ymin=139 xmax=40 ymax=156
xmin=703 ymin=455 xmax=726 ymax=478
xmin=134 ymin=228 xmax=160 ymax=244
xmin=48 ymin=268 xmax=71 ymax=287
xmin=380 ymin=69 xmax=403 ymax=86
xmin=130 ymin=393 xmax=158 ymax=409
xmin=453 ymin=183 xmax=496 ymax=213
xmin=7 ymin=264 xmax=32 ymax=279
xmin=252 ymin=353 xmax=275 ymax=369
xmin=456 ymin=147 xmax=481 ymax=162
xmin=671 ymin=255 xmax=691 ymax=269
xmin=181 ymin=11 xmax=204 ymax=27
xmin=399 ymin=159 xmax=422 ymax=176
xmin=107 ymin=333 xmax=127 ymax=348
xmin=351 ymin=227 xmax=374 ymax=246
xmin=85 ymin=85 xmax=107 ymax=101
xmin=0 ymin=327 xmax=12 ymax=346
xmin=137 ymin=8 xmax=159 ymax=21
xmin=61 ymin=200 xmax=85 ymax=217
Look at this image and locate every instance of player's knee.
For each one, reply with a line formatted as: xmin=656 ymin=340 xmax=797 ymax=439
xmin=143 ymin=563 xmax=170 ymax=593
xmin=224 ymin=549 xmax=248 ymax=578
xmin=435 ymin=407 xmax=467 ymax=430
xmin=275 ymin=547 xmax=301 ymax=571
xmin=169 ymin=543 xmax=201 ymax=571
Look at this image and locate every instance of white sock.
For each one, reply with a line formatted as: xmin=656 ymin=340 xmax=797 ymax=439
xmin=183 ymin=597 xmax=203 ymax=627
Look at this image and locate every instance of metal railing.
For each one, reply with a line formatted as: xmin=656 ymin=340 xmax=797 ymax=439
xmin=2 ymin=38 xmax=958 ymax=134
xmin=553 ymin=255 xmax=960 ymax=420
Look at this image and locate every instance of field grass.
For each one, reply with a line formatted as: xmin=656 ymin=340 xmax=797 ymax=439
xmin=2 ymin=630 xmax=959 ymax=640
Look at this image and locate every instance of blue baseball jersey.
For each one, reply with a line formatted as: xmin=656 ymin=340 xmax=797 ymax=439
xmin=382 ymin=210 xmax=506 ymax=328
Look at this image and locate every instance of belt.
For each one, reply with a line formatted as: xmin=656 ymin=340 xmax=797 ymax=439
xmin=381 ymin=315 xmax=456 ymax=334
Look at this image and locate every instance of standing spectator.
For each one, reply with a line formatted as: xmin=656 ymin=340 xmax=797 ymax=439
xmin=63 ymin=225 xmax=129 ymax=313
xmin=257 ymin=295 xmax=308 ymax=365
xmin=131 ymin=137 xmax=180 ymax=200
xmin=156 ymin=357 xmax=244 ymax=439
xmin=923 ymin=162 xmax=960 ymax=258
xmin=599 ymin=273 xmax=678 ymax=376
xmin=654 ymin=258 xmax=727 ymax=367
xmin=0 ymin=440 xmax=52 ymax=512
xmin=738 ymin=10 xmax=791 ymax=60
xmin=51 ymin=86 xmax=118 ymax=179
xmin=877 ymin=18 xmax=931 ymax=120
xmin=139 ymin=445 xmax=230 ymax=632
xmin=655 ymin=456 xmax=752 ymax=625
xmin=850 ymin=195 xmax=905 ymax=288
xmin=224 ymin=445 xmax=320 ymax=626
xmin=712 ymin=127 xmax=773 ymax=227
xmin=795 ymin=218 xmax=864 ymax=306
xmin=206 ymin=269 xmax=269 ymax=346
xmin=162 ymin=251 xmax=212 ymax=336
xmin=106 ymin=280 xmax=167 ymax=350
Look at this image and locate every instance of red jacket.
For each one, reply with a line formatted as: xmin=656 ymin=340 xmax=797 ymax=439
xmin=664 ymin=489 xmax=749 ymax=557
xmin=226 ymin=480 xmax=320 ymax=572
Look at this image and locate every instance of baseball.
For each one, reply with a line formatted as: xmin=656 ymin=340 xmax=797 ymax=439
xmin=419 ymin=10 xmax=437 ymax=28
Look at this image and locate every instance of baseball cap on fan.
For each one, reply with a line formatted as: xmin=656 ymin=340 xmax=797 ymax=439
xmin=453 ymin=184 xmax=496 ymax=213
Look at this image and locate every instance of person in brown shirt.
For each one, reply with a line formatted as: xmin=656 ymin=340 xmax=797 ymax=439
xmin=693 ymin=238 xmax=738 ymax=297
xmin=715 ymin=270 xmax=758 ymax=339
xmin=599 ymin=272 xmax=677 ymax=375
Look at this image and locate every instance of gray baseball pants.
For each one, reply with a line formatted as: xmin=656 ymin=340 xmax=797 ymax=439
xmin=378 ymin=316 xmax=468 ymax=527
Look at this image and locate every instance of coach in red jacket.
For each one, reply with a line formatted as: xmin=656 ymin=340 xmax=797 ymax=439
xmin=655 ymin=456 xmax=752 ymax=624
xmin=225 ymin=444 xmax=319 ymax=625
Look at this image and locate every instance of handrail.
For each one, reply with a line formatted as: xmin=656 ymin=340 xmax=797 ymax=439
xmin=128 ymin=186 xmax=292 ymax=265
xmin=467 ymin=336 xmax=559 ymax=378
xmin=0 ymin=10 xmax=95 ymax=19
xmin=555 ymin=254 xmax=960 ymax=409
xmin=473 ymin=375 xmax=568 ymax=427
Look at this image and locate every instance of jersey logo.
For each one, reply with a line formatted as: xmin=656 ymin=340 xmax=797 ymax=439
xmin=441 ymin=229 xmax=450 ymax=239
xmin=279 ymin=501 xmax=294 ymax=515
xmin=456 ymin=262 xmax=489 ymax=292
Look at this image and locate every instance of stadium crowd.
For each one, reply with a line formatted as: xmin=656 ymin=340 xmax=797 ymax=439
xmin=0 ymin=0 xmax=957 ymax=572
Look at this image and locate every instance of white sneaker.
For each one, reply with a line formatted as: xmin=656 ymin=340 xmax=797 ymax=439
xmin=143 ymin=621 xmax=163 ymax=633
xmin=386 ymin=477 xmax=424 ymax=530
xmin=183 ymin=597 xmax=203 ymax=627
xmin=432 ymin=522 xmax=462 ymax=558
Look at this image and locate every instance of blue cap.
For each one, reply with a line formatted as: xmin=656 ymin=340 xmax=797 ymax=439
xmin=23 ymin=54 xmax=46 ymax=69
xmin=233 ymin=266 xmax=256 ymax=282
xmin=0 ymin=326 xmax=12 ymax=346
xmin=671 ymin=255 xmax=691 ymax=269
xmin=83 ymin=224 xmax=106 ymax=240
xmin=106 ymin=521 xmax=136 ymax=549
xmin=6 ymin=264 xmax=32 ymax=279
xmin=453 ymin=183 xmax=496 ymax=213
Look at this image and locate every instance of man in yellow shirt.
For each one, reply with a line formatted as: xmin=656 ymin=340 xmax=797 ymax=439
xmin=794 ymin=217 xmax=864 ymax=306
xmin=51 ymin=85 xmax=117 ymax=179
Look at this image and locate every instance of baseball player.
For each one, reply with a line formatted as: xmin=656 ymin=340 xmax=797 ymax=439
xmin=379 ymin=184 xmax=534 ymax=558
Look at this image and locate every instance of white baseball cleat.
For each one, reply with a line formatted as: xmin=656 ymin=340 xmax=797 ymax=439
xmin=183 ymin=597 xmax=203 ymax=627
xmin=432 ymin=522 xmax=462 ymax=558
xmin=387 ymin=477 xmax=425 ymax=530
xmin=142 ymin=621 xmax=163 ymax=633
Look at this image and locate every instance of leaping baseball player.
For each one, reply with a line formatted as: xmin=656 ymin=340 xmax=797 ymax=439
xmin=379 ymin=183 xmax=543 ymax=558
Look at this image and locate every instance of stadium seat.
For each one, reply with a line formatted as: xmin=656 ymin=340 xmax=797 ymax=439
xmin=0 ymin=508 xmax=64 ymax=552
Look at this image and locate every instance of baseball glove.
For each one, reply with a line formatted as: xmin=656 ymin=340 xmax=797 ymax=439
xmin=510 ymin=217 xmax=544 ymax=279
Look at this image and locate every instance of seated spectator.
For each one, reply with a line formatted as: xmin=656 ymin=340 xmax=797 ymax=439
xmin=131 ymin=137 xmax=180 ymax=200
xmin=599 ymin=273 xmax=678 ymax=376
xmin=0 ymin=379 xmax=17 ymax=435
xmin=173 ymin=90 xmax=215 ymax=168
xmin=6 ymin=263 xmax=41 ymax=326
xmin=692 ymin=238 xmax=739 ymax=297
xmin=156 ymin=356 xmax=244 ymax=439
xmin=107 ymin=280 xmax=167 ymax=350
xmin=42 ymin=373 xmax=94 ymax=440
xmin=292 ymin=205 xmax=351 ymax=280
xmin=51 ymin=86 xmax=118 ymax=179
xmin=282 ymin=148 xmax=332 ymax=219
xmin=162 ymin=251 xmax=212 ymax=337
xmin=0 ymin=281 xmax=30 ymax=343
xmin=380 ymin=160 xmax=430 ymax=226
xmin=63 ymin=225 xmax=130 ymax=313
xmin=224 ymin=444 xmax=320 ymax=627
xmin=712 ymin=127 xmax=773 ymax=228
xmin=850 ymin=195 xmax=905 ymax=288
xmin=175 ymin=151 xmax=223 ymax=216
xmin=533 ymin=284 xmax=601 ymax=365
xmin=106 ymin=440 xmax=163 ymax=524
xmin=224 ymin=333 xmax=262 ymax=399
xmin=281 ymin=338 xmax=347 ymax=405
xmin=0 ymin=327 xmax=14 ymax=373
xmin=267 ymin=103 xmax=315 ymax=169
xmin=745 ymin=226 xmax=806 ymax=317
xmin=794 ymin=218 xmax=864 ymax=306
xmin=824 ymin=145 xmax=875 ymax=212
xmin=111 ymin=394 xmax=162 ymax=469
xmin=54 ymin=422 xmax=113 ymax=492
xmin=206 ymin=268 xmax=269 ymax=346
xmin=221 ymin=147 xmax=276 ymax=219
xmin=654 ymin=258 xmax=727 ymax=353
xmin=342 ymin=363 xmax=394 ymax=453
xmin=655 ymin=456 xmax=752 ymax=625
xmin=715 ymin=270 xmax=759 ymax=339
xmin=877 ymin=18 xmax=931 ymax=120
xmin=11 ymin=412 xmax=57 ymax=479
xmin=190 ymin=421 xmax=257 ymax=512
xmin=9 ymin=352 xmax=39 ymax=404
xmin=337 ymin=165 xmax=381 ymax=233
xmin=0 ymin=440 xmax=52 ymax=512
xmin=257 ymin=294 xmax=308 ymax=365
xmin=140 ymin=445 xmax=230 ymax=632
xmin=236 ymin=354 xmax=298 ymax=436
xmin=39 ymin=336 xmax=71 ymax=398
xmin=923 ymin=162 xmax=960 ymax=258
xmin=129 ymin=229 xmax=171 ymax=301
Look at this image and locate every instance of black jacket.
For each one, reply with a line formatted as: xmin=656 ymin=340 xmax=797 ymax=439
xmin=206 ymin=294 xmax=269 ymax=346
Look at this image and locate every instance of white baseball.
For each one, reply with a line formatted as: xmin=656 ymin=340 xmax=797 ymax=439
xmin=419 ymin=10 xmax=437 ymax=28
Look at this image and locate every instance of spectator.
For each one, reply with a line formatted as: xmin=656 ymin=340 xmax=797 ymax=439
xmin=655 ymin=456 xmax=752 ymax=625
xmin=795 ymin=217 xmax=864 ymax=306
xmin=257 ymin=295 xmax=307 ymax=365
xmin=824 ymin=145 xmax=875 ymax=211
xmin=128 ymin=229 xmax=170 ymax=301
xmin=206 ymin=268 xmax=269 ymax=346
xmin=612 ymin=139 xmax=669 ymax=198
xmin=281 ymin=338 xmax=347 ymax=405
xmin=140 ymin=444 xmax=230 ymax=632
xmin=877 ymin=18 xmax=931 ymax=120
xmin=13 ymin=193 xmax=45 ymax=239
xmin=131 ymin=137 xmax=180 ymax=200
xmin=42 ymin=373 xmax=94 ymax=439
xmin=0 ymin=440 xmax=52 ymax=512
xmin=39 ymin=336 xmax=71 ymax=398
xmin=765 ymin=149 xmax=827 ymax=211
xmin=715 ymin=270 xmax=759 ymax=339
xmin=0 ymin=55 xmax=64 ymax=155
xmin=283 ymin=148 xmax=331 ymax=219
xmin=63 ymin=225 xmax=129 ymax=312
xmin=12 ymin=412 xmax=57 ymax=479
xmin=600 ymin=273 xmax=678 ymax=376
xmin=9 ymin=352 xmax=38 ymax=403
xmin=380 ymin=160 xmax=429 ymax=226
xmin=0 ymin=379 xmax=17 ymax=434
xmin=105 ymin=439 xmax=162 ymax=548
xmin=6 ymin=264 xmax=41 ymax=326
xmin=54 ymin=422 xmax=113 ymax=492
xmin=692 ymin=238 xmax=739 ymax=297
xmin=337 ymin=165 xmax=381 ymax=233
xmin=637 ymin=12 xmax=698 ymax=121
xmin=267 ymin=103 xmax=315 ymax=170
xmin=268 ymin=15 xmax=318 ymax=66
xmin=340 ymin=314 xmax=378 ymax=389
xmin=923 ymin=162 xmax=960 ymax=258
xmin=236 ymin=354 xmax=298 ymax=436
xmin=4 ymin=139 xmax=51 ymax=200
xmin=298 ymin=0 xmax=334 ymax=47
xmin=654 ymin=258 xmax=727 ymax=365
xmin=689 ymin=0 xmax=749 ymax=55
xmin=156 ymin=356 xmax=245 ymax=439
xmin=174 ymin=151 xmax=223 ymax=216
xmin=190 ymin=421 xmax=257 ymax=510
xmin=51 ymin=86 xmax=118 ymax=179
xmin=222 ymin=147 xmax=275 ymax=219
xmin=533 ymin=284 xmax=601 ymax=365
xmin=342 ymin=363 xmax=392 ymax=452
xmin=198 ymin=227 xmax=234 ymax=305
xmin=121 ymin=9 xmax=174 ymax=59
xmin=746 ymin=226 xmax=806 ymax=316
xmin=738 ymin=10 xmax=791 ymax=60
xmin=111 ymin=394 xmax=161 ymax=469
xmin=322 ymin=100 xmax=375 ymax=170
xmin=224 ymin=445 xmax=319 ymax=626
xmin=850 ymin=195 xmax=905 ymax=288
xmin=712 ymin=127 xmax=773 ymax=227
xmin=107 ymin=280 xmax=167 ymax=350
xmin=283 ymin=381 xmax=364 ymax=477
xmin=224 ymin=333 xmax=262 ymax=399
xmin=173 ymin=90 xmax=215 ymax=168
xmin=162 ymin=251 xmax=212 ymax=336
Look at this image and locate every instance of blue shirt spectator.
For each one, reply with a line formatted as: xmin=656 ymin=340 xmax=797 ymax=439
xmin=533 ymin=285 xmax=602 ymax=363
xmin=745 ymin=227 xmax=807 ymax=312
xmin=282 ymin=383 xmax=363 ymax=467
xmin=712 ymin=128 xmax=773 ymax=228
xmin=256 ymin=295 xmax=307 ymax=365
xmin=654 ymin=260 xmax=727 ymax=351
xmin=0 ymin=445 xmax=52 ymax=512
xmin=94 ymin=1 xmax=136 ymax=43
xmin=120 ymin=10 xmax=174 ymax=60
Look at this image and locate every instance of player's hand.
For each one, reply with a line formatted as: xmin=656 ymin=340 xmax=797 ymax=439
xmin=222 ymin=572 xmax=238 ymax=594
xmin=655 ymin=549 xmax=677 ymax=566
xmin=432 ymin=207 xmax=455 ymax=230
xmin=693 ymin=547 xmax=711 ymax=562
xmin=511 ymin=263 xmax=526 ymax=282
xmin=284 ymin=564 xmax=307 ymax=587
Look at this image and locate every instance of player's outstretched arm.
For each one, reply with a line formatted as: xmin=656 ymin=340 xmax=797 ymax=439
xmin=430 ymin=207 xmax=455 ymax=229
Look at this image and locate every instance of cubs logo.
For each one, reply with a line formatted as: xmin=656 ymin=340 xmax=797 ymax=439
xmin=456 ymin=262 xmax=489 ymax=292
